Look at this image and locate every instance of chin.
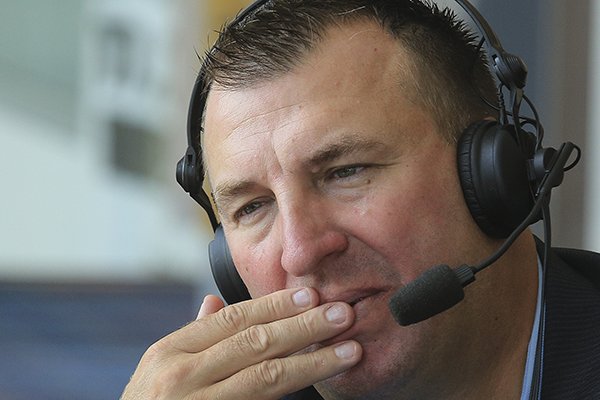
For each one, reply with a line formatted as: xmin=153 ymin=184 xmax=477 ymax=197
xmin=315 ymin=316 xmax=440 ymax=400
xmin=316 ymin=365 xmax=393 ymax=399
xmin=315 ymin=340 xmax=413 ymax=400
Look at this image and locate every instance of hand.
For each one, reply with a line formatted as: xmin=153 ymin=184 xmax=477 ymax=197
xmin=120 ymin=288 xmax=362 ymax=400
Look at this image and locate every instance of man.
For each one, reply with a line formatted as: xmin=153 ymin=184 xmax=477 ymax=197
xmin=122 ymin=1 xmax=600 ymax=399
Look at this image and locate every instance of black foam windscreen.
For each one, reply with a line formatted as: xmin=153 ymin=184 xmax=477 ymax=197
xmin=389 ymin=265 xmax=466 ymax=326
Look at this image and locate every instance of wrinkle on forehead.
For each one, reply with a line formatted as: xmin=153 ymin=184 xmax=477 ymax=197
xmin=216 ymin=94 xmax=313 ymax=142
xmin=202 ymin=18 xmax=424 ymax=196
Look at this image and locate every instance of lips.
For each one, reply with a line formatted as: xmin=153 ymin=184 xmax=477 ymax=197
xmin=318 ymin=288 xmax=390 ymax=346
xmin=321 ymin=288 xmax=384 ymax=308
xmin=348 ymin=297 xmax=367 ymax=307
xmin=321 ymin=287 xmax=394 ymax=317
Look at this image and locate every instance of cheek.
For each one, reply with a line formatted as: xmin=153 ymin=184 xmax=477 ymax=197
xmin=230 ymin=239 xmax=286 ymax=298
xmin=361 ymin=161 xmax=471 ymax=280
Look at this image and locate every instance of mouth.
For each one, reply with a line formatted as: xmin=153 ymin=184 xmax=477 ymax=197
xmin=348 ymin=296 xmax=367 ymax=307
xmin=323 ymin=288 xmax=389 ymax=312
xmin=318 ymin=288 xmax=390 ymax=346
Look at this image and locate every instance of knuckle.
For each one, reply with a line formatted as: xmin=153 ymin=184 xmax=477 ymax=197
xmin=216 ymin=305 xmax=248 ymax=331
xmin=262 ymin=294 xmax=282 ymax=316
xmin=295 ymin=310 xmax=316 ymax=335
xmin=242 ymin=324 xmax=272 ymax=355
xmin=305 ymin=349 xmax=328 ymax=371
xmin=143 ymin=339 xmax=169 ymax=364
xmin=254 ymin=358 xmax=286 ymax=387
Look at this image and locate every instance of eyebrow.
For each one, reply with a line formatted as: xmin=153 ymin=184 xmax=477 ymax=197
xmin=305 ymin=135 xmax=386 ymax=168
xmin=212 ymin=135 xmax=387 ymax=213
xmin=212 ymin=179 xmax=259 ymax=215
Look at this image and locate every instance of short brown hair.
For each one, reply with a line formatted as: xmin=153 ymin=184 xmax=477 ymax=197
xmin=201 ymin=0 xmax=498 ymax=142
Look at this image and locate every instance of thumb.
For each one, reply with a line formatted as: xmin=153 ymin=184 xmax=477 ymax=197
xmin=197 ymin=294 xmax=225 ymax=319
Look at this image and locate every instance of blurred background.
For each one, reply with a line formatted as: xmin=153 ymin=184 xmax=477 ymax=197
xmin=0 ymin=0 xmax=598 ymax=398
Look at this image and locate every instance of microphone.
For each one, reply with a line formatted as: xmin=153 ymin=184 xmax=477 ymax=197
xmin=389 ymin=142 xmax=576 ymax=326
xmin=389 ymin=264 xmax=475 ymax=326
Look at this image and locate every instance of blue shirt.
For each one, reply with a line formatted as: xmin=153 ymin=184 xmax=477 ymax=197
xmin=520 ymin=258 xmax=543 ymax=400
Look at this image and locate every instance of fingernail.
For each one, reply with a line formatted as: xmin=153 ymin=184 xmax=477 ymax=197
xmin=292 ymin=289 xmax=311 ymax=307
xmin=325 ymin=304 xmax=347 ymax=323
xmin=335 ymin=342 xmax=357 ymax=359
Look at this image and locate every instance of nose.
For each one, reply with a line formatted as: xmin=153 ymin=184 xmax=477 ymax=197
xmin=277 ymin=194 xmax=349 ymax=277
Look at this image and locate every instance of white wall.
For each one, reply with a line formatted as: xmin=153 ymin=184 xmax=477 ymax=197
xmin=0 ymin=0 xmax=214 ymax=283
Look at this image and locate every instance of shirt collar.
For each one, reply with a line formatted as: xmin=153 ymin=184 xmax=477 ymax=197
xmin=520 ymin=257 xmax=543 ymax=400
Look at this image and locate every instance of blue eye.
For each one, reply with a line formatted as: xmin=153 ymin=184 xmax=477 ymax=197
xmin=238 ymin=201 xmax=263 ymax=217
xmin=229 ymin=196 xmax=275 ymax=226
xmin=331 ymin=165 xmax=364 ymax=179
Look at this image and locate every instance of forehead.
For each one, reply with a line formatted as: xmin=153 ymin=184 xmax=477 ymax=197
xmin=202 ymin=20 xmax=421 ymax=184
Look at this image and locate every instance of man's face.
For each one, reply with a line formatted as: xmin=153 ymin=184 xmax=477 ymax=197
xmin=204 ymin=20 xmax=497 ymax=398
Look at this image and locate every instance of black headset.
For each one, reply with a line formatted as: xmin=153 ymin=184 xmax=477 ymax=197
xmin=176 ymin=0 xmax=573 ymax=306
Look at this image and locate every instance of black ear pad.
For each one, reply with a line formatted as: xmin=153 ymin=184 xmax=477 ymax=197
xmin=208 ymin=225 xmax=251 ymax=304
xmin=457 ymin=120 xmax=536 ymax=238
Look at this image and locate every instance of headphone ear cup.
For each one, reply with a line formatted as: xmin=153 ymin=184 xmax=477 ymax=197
xmin=208 ymin=225 xmax=251 ymax=304
xmin=457 ymin=120 xmax=536 ymax=238
xmin=176 ymin=146 xmax=204 ymax=195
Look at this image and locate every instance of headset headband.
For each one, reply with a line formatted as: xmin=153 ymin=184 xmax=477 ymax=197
xmin=177 ymin=0 xmax=528 ymax=228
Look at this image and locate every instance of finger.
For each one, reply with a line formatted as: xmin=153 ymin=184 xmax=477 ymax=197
xmin=197 ymin=295 xmax=225 ymax=319
xmin=207 ymin=340 xmax=363 ymax=400
xmin=200 ymin=302 xmax=355 ymax=383
xmin=164 ymin=287 xmax=319 ymax=354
